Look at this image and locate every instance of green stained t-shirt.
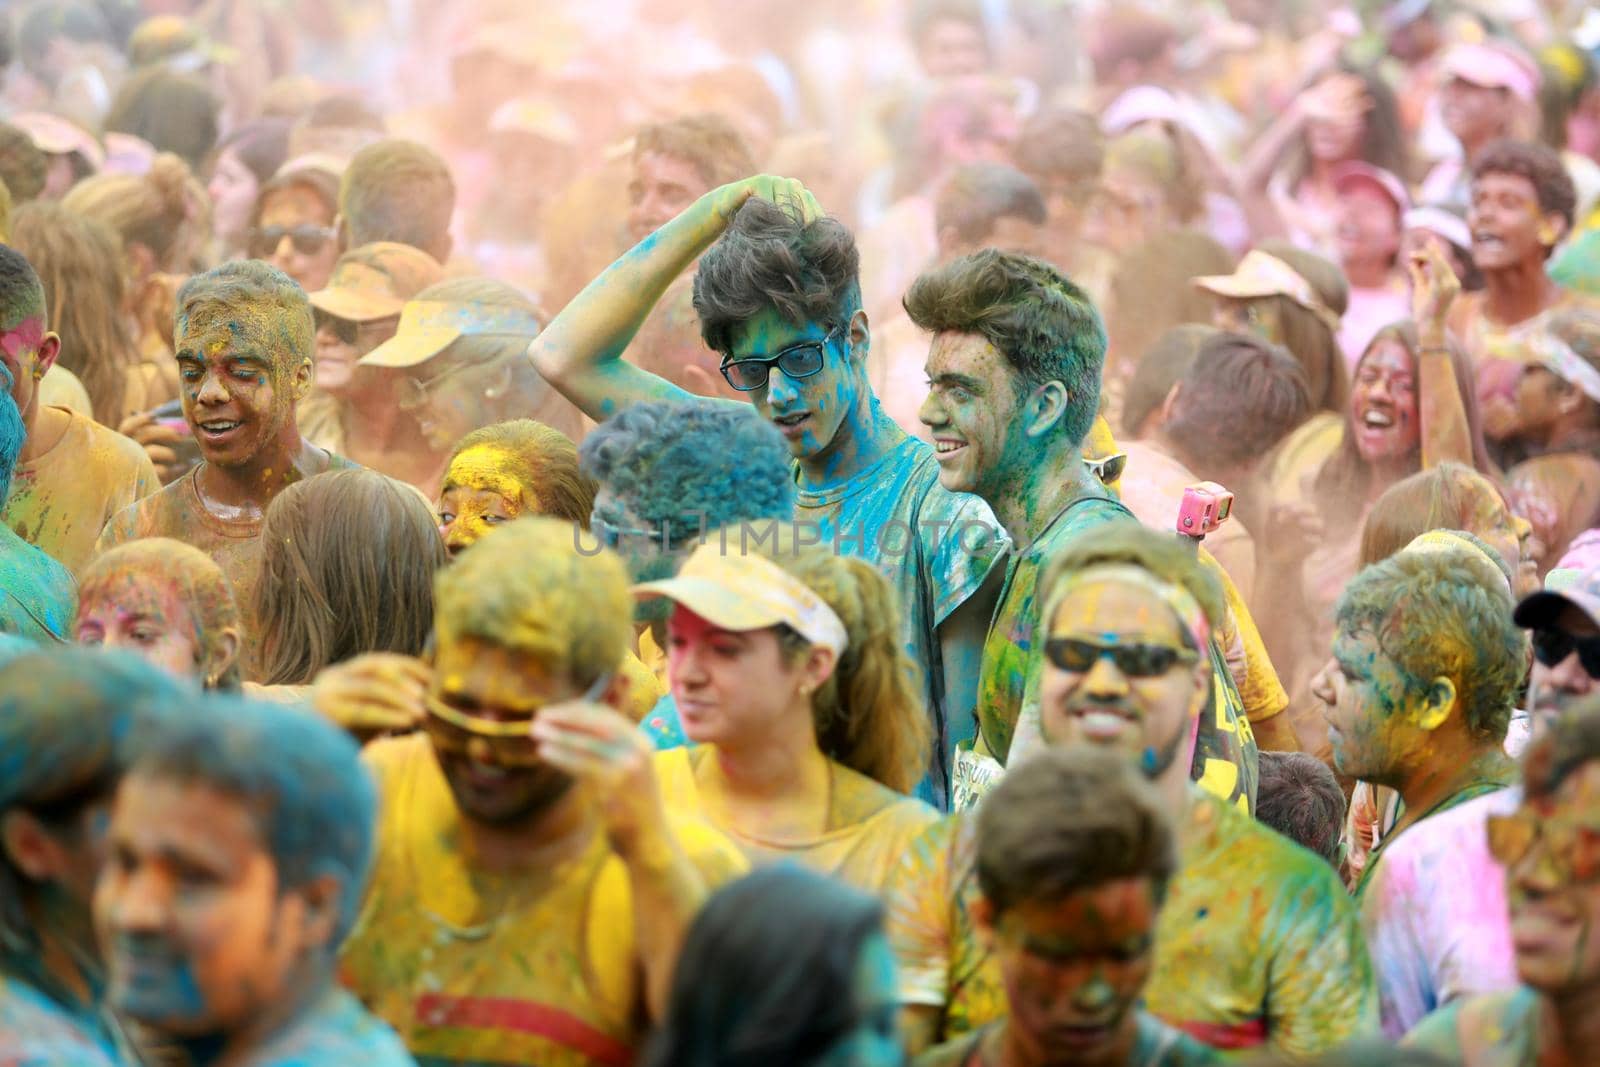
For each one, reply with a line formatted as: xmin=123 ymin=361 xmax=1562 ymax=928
xmin=794 ymin=428 xmax=1004 ymax=806
xmin=973 ymin=489 xmax=1132 ymax=763
xmin=0 ymin=524 xmax=74 ymax=643
xmin=886 ymin=789 xmax=1377 ymax=1056
xmin=1403 ymin=987 xmax=1542 ymax=1066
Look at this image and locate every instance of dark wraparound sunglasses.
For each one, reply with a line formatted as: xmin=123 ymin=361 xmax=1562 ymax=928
xmin=1044 ymin=637 xmax=1198 ymax=678
xmin=1532 ymin=629 xmax=1600 ymax=677
xmin=720 ymin=326 xmax=842 ymax=392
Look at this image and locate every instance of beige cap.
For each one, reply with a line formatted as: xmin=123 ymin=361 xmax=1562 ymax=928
xmin=310 ymin=242 xmax=444 ymax=324
xmin=632 ymin=541 xmax=848 ymax=653
xmin=359 ymin=298 xmax=543 ymax=369
xmin=1194 ymin=250 xmax=1342 ymax=333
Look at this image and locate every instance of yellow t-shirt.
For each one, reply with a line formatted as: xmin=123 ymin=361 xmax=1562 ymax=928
xmin=653 ymin=746 xmax=938 ymax=897
xmin=341 ymin=734 xmax=746 ymax=1067
xmin=886 ymin=792 xmax=1377 ymax=1056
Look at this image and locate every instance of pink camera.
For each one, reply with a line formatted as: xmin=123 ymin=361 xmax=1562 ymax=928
xmin=1176 ymin=482 xmax=1234 ymax=540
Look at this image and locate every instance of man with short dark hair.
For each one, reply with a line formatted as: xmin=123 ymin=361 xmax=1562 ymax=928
xmin=531 ymin=177 xmax=1004 ymax=808
xmin=338 ymin=138 xmax=457 ymax=265
xmin=914 ymin=748 xmax=1219 ymax=1066
xmin=1255 ymin=751 xmax=1345 ymax=866
xmin=1405 ymin=703 xmax=1600 ymax=1064
xmin=1317 ymin=534 xmax=1527 ymax=1035
xmin=97 ymin=694 xmax=413 ymax=1063
xmin=96 ymin=260 xmax=357 ymax=652
xmin=1447 ymin=139 xmax=1598 ymax=463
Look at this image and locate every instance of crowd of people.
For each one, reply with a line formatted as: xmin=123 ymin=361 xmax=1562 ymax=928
xmin=4 ymin=0 xmax=1600 ymax=1064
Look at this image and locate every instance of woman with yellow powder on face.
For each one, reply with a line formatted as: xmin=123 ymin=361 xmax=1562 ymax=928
xmin=634 ymin=529 xmax=938 ymax=897
xmin=434 ymin=418 xmax=663 ymax=722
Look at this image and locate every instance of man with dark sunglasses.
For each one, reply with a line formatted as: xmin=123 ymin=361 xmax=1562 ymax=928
xmin=530 ymin=174 xmax=1004 ymax=809
xmin=1406 ymin=702 xmax=1600 ymax=1065
xmin=1511 ymin=546 xmax=1600 ymax=748
xmin=886 ymin=522 xmax=1374 ymax=1057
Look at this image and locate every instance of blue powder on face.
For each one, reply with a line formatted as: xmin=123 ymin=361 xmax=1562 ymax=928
xmin=0 ymin=365 xmax=24 ymax=499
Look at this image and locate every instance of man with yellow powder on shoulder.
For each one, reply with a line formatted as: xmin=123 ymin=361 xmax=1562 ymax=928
xmin=340 ymin=517 xmax=745 ymax=1066
xmin=887 ymin=523 xmax=1375 ymax=1058
xmin=0 ymin=244 xmax=157 ymax=575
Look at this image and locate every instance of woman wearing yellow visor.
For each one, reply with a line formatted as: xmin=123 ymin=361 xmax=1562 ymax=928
xmin=634 ymin=529 xmax=938 ymax=896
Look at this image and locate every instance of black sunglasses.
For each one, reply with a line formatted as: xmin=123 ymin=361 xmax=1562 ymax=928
xmin=1044 ymin=637 xmax=1198 ymax=678
xmin=313 ymin=309 xmax=358 ymax=345
xmin=720 ymin=326 xmax=841 ymax=392
xmin=249 ymin=223 xmax=337 ymax=259
xmin=1533 ymin=629 xmax=1600 ymax=677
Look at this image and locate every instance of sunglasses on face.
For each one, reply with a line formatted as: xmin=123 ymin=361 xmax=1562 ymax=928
xmin=1487 ymin=810 xmax=1600 ymax=885
xmin=314 ymin=309 xmax=358 ymax=345
xmin=1532 ymin=630 xmax=1600 ymax=677
xmin=719 ymin=326 xmax=841 ymax=392
xmin=248 ymin=224 xmax=337 ymax=259
xmin=1044 ymin=637 xmax=1199 ymax=678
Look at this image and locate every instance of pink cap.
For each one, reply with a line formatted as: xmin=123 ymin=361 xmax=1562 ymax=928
xmin=1440 ymin=40 xmax=1541 ymax=103
xmin=1403 ymin=205 xmax=1472 ymax=250
xmin=1331 ymin=161 xmax=1412 ymax=214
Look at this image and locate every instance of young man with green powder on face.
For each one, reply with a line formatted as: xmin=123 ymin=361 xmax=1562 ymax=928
xmin=530 ymin=176 xmax=1003 ymax=808
xmin=903 ymin=248 xmax=1264 ymax=808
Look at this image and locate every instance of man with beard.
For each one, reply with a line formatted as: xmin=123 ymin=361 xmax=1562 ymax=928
xmin=886 ymin=523 xmax=1374 ymax=1057
xmin=339 ymin=517 xmax=744 ymax=1065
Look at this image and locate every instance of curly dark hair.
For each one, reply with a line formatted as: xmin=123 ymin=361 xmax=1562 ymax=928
xmin=579 ymin=399 xmax=795 ymax=540
xmin=904 ymin=248 xmax=1105 ymax=445
xmin=693 ymin=198 xmax=862 ymax=357
xmin=1472 ymin=138 xmax=1578 ymax=234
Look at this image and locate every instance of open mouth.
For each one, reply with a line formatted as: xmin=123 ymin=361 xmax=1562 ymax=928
xmin=1361 ymin=409 xmax=1395 ymax=429
xmin=933 ymin=438 xmax=966 ymax=457
xmin=1070 ymin=706 xmax=1139 ymax=741
xmin=1473 ymin=231 xmax=1505 ymax=252
xmin=195 ymin=419 xmax=242 ymax=442
xmin=771 ymin=412 xmax=811 ymax=437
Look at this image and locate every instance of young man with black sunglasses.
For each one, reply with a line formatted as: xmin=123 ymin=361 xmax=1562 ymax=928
xmin=529 ymin=175 xmax=1004 ymax=809
xmin=1513 ymin=556 xmax=1600 ymax=746
xmin=886 ymin=522 xmax=1374 ymax=1057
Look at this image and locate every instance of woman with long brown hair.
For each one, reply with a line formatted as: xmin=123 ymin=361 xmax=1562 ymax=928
xmin=9 ymin=200 xmax=142 ymax=424
xmin=251 ymin=468 xmax=445 ymax=687
xmin=637 ymin=527 xmax=936 ymax=896
xmin=61 ymin=153 xmax=200 ymax=411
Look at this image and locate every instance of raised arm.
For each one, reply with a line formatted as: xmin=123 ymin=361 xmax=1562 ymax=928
xmin=1408 ymin=243 xmax=1475 ymax=470
xmin=528 ymin=176 xmax=822 ymax=421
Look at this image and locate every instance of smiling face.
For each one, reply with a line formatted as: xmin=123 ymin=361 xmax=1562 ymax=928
xmin=402 ymin=356 xmax=513 ymax=455
xmin=1503 ymin=763 xmax=1600 ymax=992
xmin=96 ymin=776 xmax=319 ymax=1038
xmin=1350 ymin=337 xmax=1420 ymax=465
xmin=438 ymin=444 xmax=532 ymax=558
xmin=981 ymin=878 xmax=1156 ymax=1066
xmin=1313 ymin=629 xmax=1425 ymax=782
xmin=1037 ymin=577 xmax=1208 ymax=773
xmin=628 ymin=152 xmax=709 ymax=245
xmin=427 ymin=634 xmax=578 ymax=825
xmin=726 ymin=308 xmax=863 ymax=463
xmin=176 ymin=301 xmax=311 ymax=471
xmin=666 ymin=607 xmax=821 ymax=747
xmin=1470 ymin=171 xmax=1551 ymax=272
xmin=919 ymin=330 xmax=1030 ymax=498
xmin=76 ymin=575 xmax=204 ymax=680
